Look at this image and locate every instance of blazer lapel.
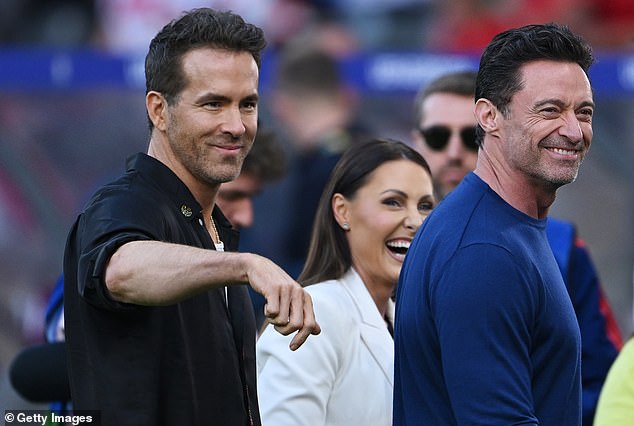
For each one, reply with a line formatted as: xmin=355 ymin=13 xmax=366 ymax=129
xmin=340 ymin=269 xmax=394 ymax=386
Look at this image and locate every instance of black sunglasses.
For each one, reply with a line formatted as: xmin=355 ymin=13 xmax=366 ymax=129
xmin=419 ymin=125 xmax=478 ymax=152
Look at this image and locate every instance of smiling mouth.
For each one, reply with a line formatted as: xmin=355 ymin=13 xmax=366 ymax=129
xmin=386 ymin=240 xmax=411 ymax=256
xmin=550 ymin=147 xmax=578 ymax=155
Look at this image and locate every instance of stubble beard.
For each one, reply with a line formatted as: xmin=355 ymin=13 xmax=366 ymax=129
xmin=169 ymin=136 xmax=246 ymax=186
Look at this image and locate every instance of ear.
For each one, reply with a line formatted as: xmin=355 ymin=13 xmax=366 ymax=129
xmin=146 ymin=91 xmax=168 ymax=131
xmin=331 ymin=193 xmax=349 ymax=229
xmin=474 ymin=98 xmax=500 ymax=136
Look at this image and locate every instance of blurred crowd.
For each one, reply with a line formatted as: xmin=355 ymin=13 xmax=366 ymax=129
xmin=1 ymin=0 xmax=634 ymax=52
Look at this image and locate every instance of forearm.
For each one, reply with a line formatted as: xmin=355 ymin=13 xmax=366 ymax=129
xmin=104 ymin=240 xmax=321 ymax=349
xmin=105 ymin=240 xmax=252 ymax=305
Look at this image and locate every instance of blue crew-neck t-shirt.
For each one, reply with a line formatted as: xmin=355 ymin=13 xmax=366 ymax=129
xmin=394 ymin=172 xmax=581 ymax=426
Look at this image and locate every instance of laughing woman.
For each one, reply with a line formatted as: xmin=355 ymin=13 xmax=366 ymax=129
xmin=256 ymin=138 xmax=435 ymax=426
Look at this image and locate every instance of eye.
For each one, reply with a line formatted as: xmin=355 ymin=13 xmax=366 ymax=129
xmin=540 ymin=106 xmax=560 ymax=117
xmin=418 ymin=201 xmax=434 ymax=213
xmin=203 ymin=101 xmax=222 ymax=110
xmin=241 ymin=99 xmax=258 ymax=112
xmin=383 ymin=198 xmax=401 ymax=208
xmin=576 ymin=108 xmax=593 ymax=121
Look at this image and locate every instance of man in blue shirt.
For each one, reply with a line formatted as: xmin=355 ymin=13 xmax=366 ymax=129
xmin=395 ymin=23 xmax=595 ymax=425
xmin=411 ymin=70 xmax=621 ymax=425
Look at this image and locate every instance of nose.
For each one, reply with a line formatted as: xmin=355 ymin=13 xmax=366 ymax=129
xmin=446 ymin=129 xmax=467 ymax=160
xmin=404 ymin=206 xmax=424 ymax=232
xmin=559 ymin=111 xmax=583 ymax=144
xmin=230 ymin=198 xmax=254 ymax=229
xmin=221 ymin=106 xmax=246 ymax=138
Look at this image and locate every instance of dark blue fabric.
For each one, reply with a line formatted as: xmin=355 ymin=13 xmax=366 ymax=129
xmin=394 ymin=172 xmax=581 ymax=425
xmin=546 ymin=217 xmax=575 ymax=285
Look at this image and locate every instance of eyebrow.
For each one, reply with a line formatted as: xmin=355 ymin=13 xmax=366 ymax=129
xmin=381 ymin=189 xmax=407 ymax=197
xmin=381 ymin=189 xmax=435 ymax=201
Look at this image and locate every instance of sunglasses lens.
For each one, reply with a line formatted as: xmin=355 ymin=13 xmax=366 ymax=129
xmin=460 ymin=127 xmax=478 ymax=151
xmin=420 ymin=126 xmax=450 ymax=151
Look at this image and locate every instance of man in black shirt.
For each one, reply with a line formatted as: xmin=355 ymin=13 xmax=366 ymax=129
xmin=63 ymin=8 xmax=320 ymax=425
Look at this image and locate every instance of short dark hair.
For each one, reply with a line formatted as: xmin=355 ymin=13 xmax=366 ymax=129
xmin=475 ymin=23 xmax=594 ymax=146
xmin=299 ymin=138 xmax=432 ymax=286
xmin=413 ymin=70 xmax=477 ymax=125
xmin=241 ymin=129 xmax=286 ymax=182
xmin=275 ymin=45 xmax=342 ymax=96
xmin=145 ymin=8 xmax=266 ymax=128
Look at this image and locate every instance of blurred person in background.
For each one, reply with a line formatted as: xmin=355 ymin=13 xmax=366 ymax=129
xmin=411 ymin=70 xmax=478 ymax=199
xmin=241 ymin=39 xmax=368 ymax=278
xmin=63 ymin=8 xmax=319 ymax=425
xmin=216 ymin=128 xmax=289 ymax=326
xmin=593 ymin=333 xmax=634 ymax=425
xmin=306 ymin=0 xmax=434 ymax=50
xmin=411 ymin=69 xmax=622 ymax=425
xmin=0 ymin=0 xmax=95 ymax=46
xmin=92 ymin=0 xmax=270 ymax=53
xmin=257 ymin=138 xmax=435 ymax=426
xmin=591 ymin=267 xmax=634 ymax=426
xmin=216 ymin=128 xmax=287 ymax=230
xmin=92 ymin=0 xmax=321 ymax=53
xmin=395 ymin=23 xmax=596 ymax=425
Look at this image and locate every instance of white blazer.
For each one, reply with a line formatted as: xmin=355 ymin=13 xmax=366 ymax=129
xmin=256 ymin=268 xmax=395 ymax=426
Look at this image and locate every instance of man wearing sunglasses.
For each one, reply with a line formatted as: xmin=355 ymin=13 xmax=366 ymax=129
xmin=411 ymin=70 xmax=479 ymax=200
xmin=410 ymin=69 xmax=622 ymax=426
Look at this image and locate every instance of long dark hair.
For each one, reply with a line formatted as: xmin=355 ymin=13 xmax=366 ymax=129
xmin=299 ymin=138 xmax=431 ymax=286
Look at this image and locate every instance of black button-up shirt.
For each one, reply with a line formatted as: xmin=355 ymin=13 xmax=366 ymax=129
xmin=64 ymin=153 xmax=259 ymax=426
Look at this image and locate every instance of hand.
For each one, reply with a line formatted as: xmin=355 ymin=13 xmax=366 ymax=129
xmin=246 ymin=254 xmax=321 ymax=350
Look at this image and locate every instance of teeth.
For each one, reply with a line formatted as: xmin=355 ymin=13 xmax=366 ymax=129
xmin=552 ymin=148 xmax=576 ymax=155
xmin=387 ymin=241 xmax=411 ymax=249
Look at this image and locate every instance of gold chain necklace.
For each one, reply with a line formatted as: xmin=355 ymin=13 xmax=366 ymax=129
xmin=210 ymin=217 xmax=224 ymax=252
xmin=210 ymin=216 xmax=228 ymax=306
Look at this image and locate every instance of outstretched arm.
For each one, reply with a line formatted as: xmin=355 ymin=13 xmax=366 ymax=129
xmin=105 ymin=240 xmax=320 ymax=349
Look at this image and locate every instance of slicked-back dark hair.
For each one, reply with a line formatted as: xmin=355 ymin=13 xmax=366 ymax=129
xmin=145 ymin=8 xmax=266 ymax=129
xmin=299 ymin=138 xmax=432 ymax=286
xmin=475 ymin=23 xmax=594 ymax=146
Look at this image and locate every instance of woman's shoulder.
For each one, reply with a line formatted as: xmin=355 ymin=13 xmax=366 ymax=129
xmin=305 ymin=277 xmax=352 ymax=306
xmin=304 ymin=278 xmax=358 ymax=327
